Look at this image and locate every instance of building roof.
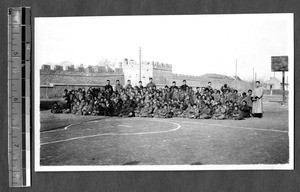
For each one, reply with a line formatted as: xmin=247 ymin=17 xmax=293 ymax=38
xmin=232 ymin=75 xmax=242 ymax=81
xmin=200 ymin=73 xmax=234 ymax=80
xmin=265 ymin=77 xmax=281 ymax=84
xmin=265 ymin=77 xmax=289 ymax=85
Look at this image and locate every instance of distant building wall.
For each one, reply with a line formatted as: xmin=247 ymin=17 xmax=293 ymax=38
xmin=173 ymin=73 xmax=251 ymax=91
xmin=40 ymin=85 xmax=105 ymax=99
xmin=172 ymin=74 xmax=208 ymax=88
xmin=40 ymin=64 xmax=124 ymax=98
xmin=152 ymin=62 xmax=172 ymax=87
xmin=122 ymin=60 xmax=153 ymax=86
xmin=265 ymin=77 xmax=287 ymax=90
xmin=122 ymin=59 xmax=173 ymax=87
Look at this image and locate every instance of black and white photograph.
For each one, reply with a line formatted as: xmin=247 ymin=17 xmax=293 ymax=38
xmin=35 ymin=14 xmax=294 ymax=171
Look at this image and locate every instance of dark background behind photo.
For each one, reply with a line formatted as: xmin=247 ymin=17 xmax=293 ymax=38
xmin=0 ymin=0 xmax=299 ymax=191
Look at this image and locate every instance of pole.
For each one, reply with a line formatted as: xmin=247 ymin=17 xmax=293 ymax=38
xmin=283 ymin=71 xmax=285 ymax=104
xmin=253 ymin=68 xmax=255 ymax=88
xmin=235 ymin=59 xmax=237 ymax=89
xmin=139 ymin=47 xmax=142 ymax=82
xmin=286 ymin=75 xmax=288 ymax=90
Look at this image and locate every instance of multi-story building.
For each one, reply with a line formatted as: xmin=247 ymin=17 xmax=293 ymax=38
xmin=121 ymin=59 xmax=172 ymax=87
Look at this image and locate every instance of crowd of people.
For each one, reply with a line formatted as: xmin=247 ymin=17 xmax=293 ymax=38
xmin=51 ymin=78 xmax=264 ymax=120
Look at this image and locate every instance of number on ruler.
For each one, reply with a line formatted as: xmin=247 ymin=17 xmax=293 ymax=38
xmin=8 ymin=8 xmax=12 ymax=15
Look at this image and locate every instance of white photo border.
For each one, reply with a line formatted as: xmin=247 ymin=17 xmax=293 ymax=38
xmin=34 ymin=13 xmax=294 ymax=172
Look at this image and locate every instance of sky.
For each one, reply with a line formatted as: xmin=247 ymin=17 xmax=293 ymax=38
xmin=35 ymin=14 xmax=293 ymax=82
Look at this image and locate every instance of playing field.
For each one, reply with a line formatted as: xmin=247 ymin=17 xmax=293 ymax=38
xmin=39 ymin=99 xmax=289 ymax=166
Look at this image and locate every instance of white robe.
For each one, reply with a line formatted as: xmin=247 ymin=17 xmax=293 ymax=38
xmin=252 ymin=86 xmax=263 ymax=114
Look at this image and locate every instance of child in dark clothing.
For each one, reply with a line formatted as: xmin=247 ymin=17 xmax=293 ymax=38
xmin=232 ymin=105 xmax=244 ymax=120
xmin=239 ymin=101 xmax=251 ymax=118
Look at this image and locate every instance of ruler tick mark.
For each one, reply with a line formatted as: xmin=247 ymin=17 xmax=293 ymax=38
xmin=9 ymin=7 xmax=31 ymax=187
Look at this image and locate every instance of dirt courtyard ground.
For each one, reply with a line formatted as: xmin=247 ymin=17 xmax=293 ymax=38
xmin=39 ymin=99 xmax=290 ymax=166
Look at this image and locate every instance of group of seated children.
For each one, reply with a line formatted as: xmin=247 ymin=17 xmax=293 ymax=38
xmin=50 ymin=80 xmax=254 ymax=120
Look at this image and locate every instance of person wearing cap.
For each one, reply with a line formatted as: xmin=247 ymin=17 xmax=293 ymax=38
xmin=251 ymin=81 xmax=264 ymax=118
xmin=180 ymin=80 xmax=189 ymax=92
xmin=146 ymin=77 xmax=156 ymax=89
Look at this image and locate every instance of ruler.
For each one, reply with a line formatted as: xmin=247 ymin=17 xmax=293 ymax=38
xmin=8 ymin=7 xmax=31 ymax=187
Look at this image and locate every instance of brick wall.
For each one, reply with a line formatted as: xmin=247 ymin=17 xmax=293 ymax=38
xmin=40 ymin=65 xmax=124 ymax=85
xmin=152 ymin=63 xmax=172 ymax=86
xmin=40 ymin=65 xmax=124 ymax=98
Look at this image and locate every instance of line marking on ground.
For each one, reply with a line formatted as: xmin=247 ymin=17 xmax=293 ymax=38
xmin=41 ymin=117 xmax=118 ymax=134
xmin=179 ymin=121 xmax=288 ymax=133
xmin=41 ymin=119 xmax=181 ymax=146
xmin=40 ymin=123 xmax=80 ymax=134
xmin=118 ymin=124 xmax=132 ymax=127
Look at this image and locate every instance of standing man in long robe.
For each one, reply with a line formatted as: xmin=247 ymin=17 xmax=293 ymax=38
xmin=252 ymin=81 xmax=264 ymax=118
